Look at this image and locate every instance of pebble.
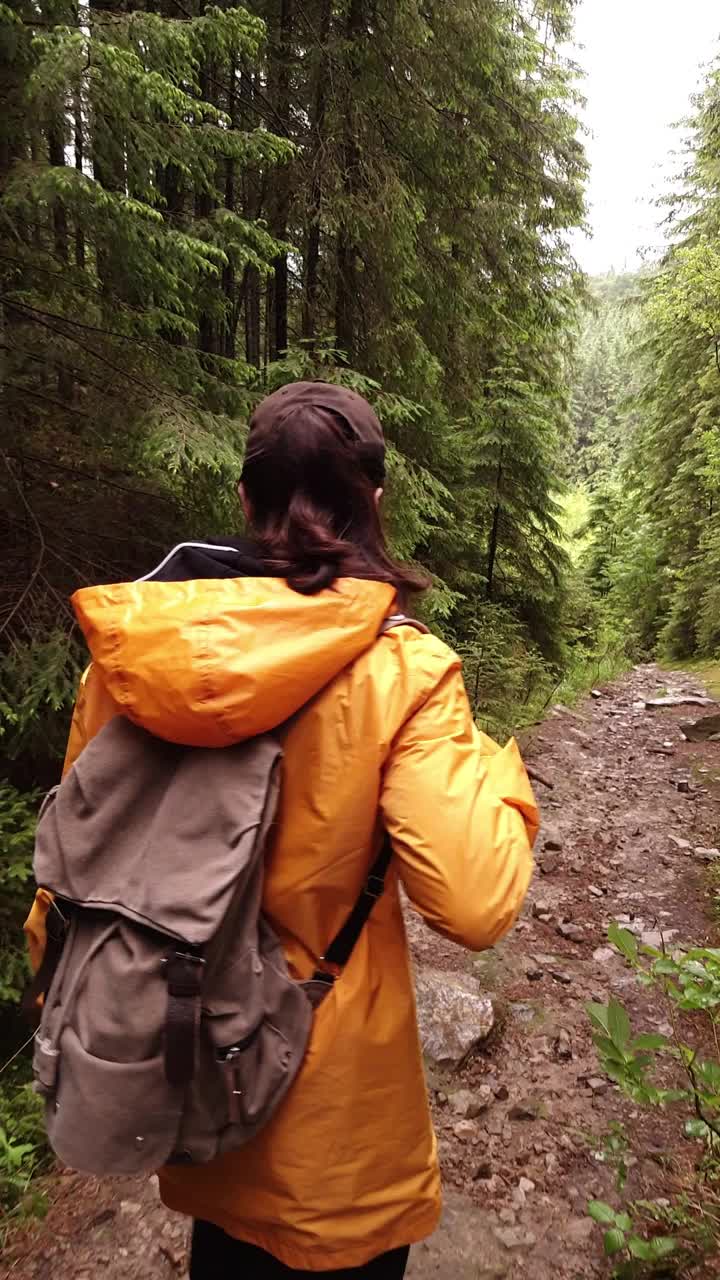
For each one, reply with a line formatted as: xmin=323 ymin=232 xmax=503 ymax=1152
xmin=557 ymin=922 xmax=584 ymax=943
xmin=453 ymin=1119 xmax=479 ymax=1141
xmin=450 ymin=1087 xmax=492 ymax=1118
xmin=586 ymin=1076 xmax=609 ymax=1095
xmin=550 ymin=969 xmax=573 ymax=985
xmin=588 ymin=884 xmax=604 ymax=897
xmin=554 ymin=1028 xmax=573 ymax=1060
xmin=593 ymin=946 xmax=615 ymax=963
xmin=695 ymin=847 xmax=720 ymax=862
xmin=508 ymin=1099 xmax=541 ymax=1121
xmin=566 ymin=1217 xmax=595 ymax=1244
xmin=540 ymin=852 xmax=561 ymax=875
xmin=494 ymin=1226 xmax=537 ymax=1250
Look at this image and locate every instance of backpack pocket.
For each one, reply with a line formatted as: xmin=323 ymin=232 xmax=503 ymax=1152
xmin=218 ymin=1019 xmax=296 ymax=1134
xmin=46 ymin=1026 xmax=182 ymax=1175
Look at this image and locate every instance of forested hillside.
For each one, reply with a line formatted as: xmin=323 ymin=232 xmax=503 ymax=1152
xmin=574 ymin=61 xmax=720 ymax=664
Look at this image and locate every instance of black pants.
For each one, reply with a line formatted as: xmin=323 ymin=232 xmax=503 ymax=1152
xmin=189 ymin=1220 xmax=410 ymax=1278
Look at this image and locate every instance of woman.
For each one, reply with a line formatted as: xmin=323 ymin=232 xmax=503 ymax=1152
xmin=26 ymin=381 xmax=537 ymax=1278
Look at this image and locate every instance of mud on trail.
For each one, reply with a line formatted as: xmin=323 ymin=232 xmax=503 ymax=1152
xmin=4 ymin=665 xmax=720 ymax=1280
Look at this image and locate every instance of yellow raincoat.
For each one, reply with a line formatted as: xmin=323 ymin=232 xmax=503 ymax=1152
xmin=25 ymin=573 xmax=537 ymax=1270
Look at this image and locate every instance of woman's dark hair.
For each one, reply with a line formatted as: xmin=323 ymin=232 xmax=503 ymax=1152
xmin=240 ymin=404 xmax=428 ymax=600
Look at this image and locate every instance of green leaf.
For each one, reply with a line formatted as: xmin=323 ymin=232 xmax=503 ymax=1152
xmin=631 ymin=1033 xmax=669 ymax=1052
xmin=615 ymin=1213 xmax=632 ymax=1232
xmin=603 ymin=1228 xmax=627 ymax=1256
xmin=608 ymin=923 xmax=638 ymax=963
xmin=607 ymin=999 xmax=632 ymax=1049
xmin=628 ymin=1237 xmax=653 ymax=1260
xmin=649 ymin=1236 xmax=678 ymax=1259
xmin=586 ymin=1002 xmax=611 ymax=1035
xmin=588 ymin=1200 xmax=618 ymax=1225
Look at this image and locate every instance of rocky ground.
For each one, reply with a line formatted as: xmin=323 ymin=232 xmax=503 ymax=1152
xmin=4 ymin=665 xmax=720 ymax=1280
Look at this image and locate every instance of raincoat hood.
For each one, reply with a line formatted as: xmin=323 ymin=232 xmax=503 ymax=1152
xmin=71 ymin=541 xmax=395 ymax=748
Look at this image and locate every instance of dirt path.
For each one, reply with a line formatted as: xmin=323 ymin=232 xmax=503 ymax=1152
xmin=4 ymin=665 xmax=720 ymax=1280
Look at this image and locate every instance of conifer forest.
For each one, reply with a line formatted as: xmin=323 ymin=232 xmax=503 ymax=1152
xmin=2 ymin=2 xmax=720 ymax=1273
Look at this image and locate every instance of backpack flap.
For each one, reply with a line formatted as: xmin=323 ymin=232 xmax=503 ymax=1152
xmin=34 ymin=715 xmax=282 ymax=945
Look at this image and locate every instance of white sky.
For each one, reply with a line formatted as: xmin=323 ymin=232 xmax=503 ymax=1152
xmin=567 ymin=0 xmax=720 ymax=275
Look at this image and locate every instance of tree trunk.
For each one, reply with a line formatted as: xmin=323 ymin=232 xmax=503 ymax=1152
xmin=221 ymin=55 xmax=237 ymax=360
xmin=266 ymin=0 xmax=293 ymax=361
xmin=48 ymin=129 xmax=69 ymax=266
xmin=301 ymin=0 xmax=332 ymax=347
xmin=486 ymin=453 xmax=503 ymax=601
xmin=48 ymin=128 xmax=74 ymax=400
xmin=334 ymin=0 xmax=365 ymax=365
xmin=244 ymin=265 xmax=261 ymax=367
xmin=74 ymin=93 xmax=85 ymax=268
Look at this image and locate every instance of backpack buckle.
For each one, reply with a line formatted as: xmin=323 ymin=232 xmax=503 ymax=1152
xmin=365 ymin=875 xmax=385 ymax=900
xmin=162 ymin=951 xmax=205 ymax=997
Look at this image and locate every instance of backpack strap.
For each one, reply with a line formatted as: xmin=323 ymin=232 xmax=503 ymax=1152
xmin=21 ymin=899 xmax=68 ymax=1026
xmin=311 ymin=835 xmax=393 ymax=987
xmin=309 ymin=614 xmax=428 ymax=990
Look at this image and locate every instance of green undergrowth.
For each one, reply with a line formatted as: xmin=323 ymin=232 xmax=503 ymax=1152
xmin=0 ymin=1067 xmax=49 ymax=1239
xmin=586 ymin=924 xmax=720 ymax=1276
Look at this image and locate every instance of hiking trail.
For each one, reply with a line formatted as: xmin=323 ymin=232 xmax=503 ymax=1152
xmin=4 ymin=665 xmax=720 ymax=1280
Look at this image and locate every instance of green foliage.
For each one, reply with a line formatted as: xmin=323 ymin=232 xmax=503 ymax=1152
xmin=587 ymin=1201 xmax=678 ymax=1275
xmin=572 ymin=61 xmax=720 ymax=665
xmin=0 ymin=1075 xmax=49 ymax=1224
xmin=0 ymin=783 xmax=38 ymax=1007
xmin=585 ymin=924 xmax=720 ymax=1274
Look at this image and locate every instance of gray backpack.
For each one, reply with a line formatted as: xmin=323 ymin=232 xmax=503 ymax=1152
xmin=25 ymin=615 xmax=423 ymax=1177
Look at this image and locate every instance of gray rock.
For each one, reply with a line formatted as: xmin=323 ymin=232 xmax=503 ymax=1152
xmin=646 ymin=695 xmax=714 ymax=708
xmin=593 ymin=946 xmax=615 ymax=963
xmin=494 ymin=1226 xmax=537 ymax=1250
xmin=539 ymin=852 xmax=560 ymax=875
xmin=588 ymin=884 xmax=604 ymax=897
xmin=586 ymin=1076 xmax=609 ymax=1094
xmin=508 ymin=1098 xmax=542 ymax=1121
xmin=415 ymin=969 xmax=494 ymax=1067
xmin=591 ymin=689 xmax=603 ymax=699
xmin=566 ymin=1217 xmax=595 ymax=1244
xmin=550 ymin=969 xmax=573 ymax=985
xmin=554 ymin=1028 xmax=573 ymax=1060
xmin=695 ymin=847 xmax=720 ymax=863
xmin=453 ymin=1119 xmax=479 ymax=1141
xmin=557 ymin=922 xmax=584 ymax=943
xmin=668 ymin=835 xmax=692 ymax=851
xmin=640 ymin=928 xmax=678 ymax=947
xmin=450 ymin=1086 xmax=492 ymax=1118
xmin=681 ymin=713 xmax=720 ymax=740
